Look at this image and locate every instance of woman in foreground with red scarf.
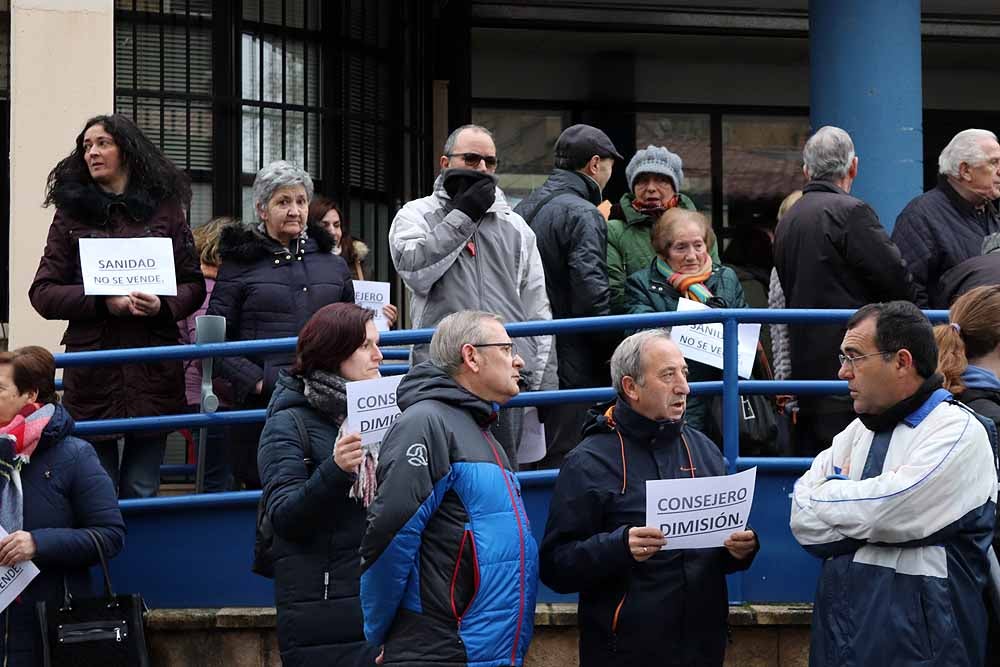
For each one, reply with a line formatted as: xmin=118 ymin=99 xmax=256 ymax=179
xmin=624 ymin=208 xmax=746 ymax=433
xmin=0 ymin=346 xmax=124 ymax=666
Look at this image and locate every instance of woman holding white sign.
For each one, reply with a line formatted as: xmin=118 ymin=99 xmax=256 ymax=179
xmin=0 ymin=346 xmax=124 ymax=666
xmin=623 ymin=209 xmax=746 ymax=433
xmin=257 ymin=303 xmax=382 ymax=667
xmin=30 ymin=114 xmax=205 ymax=499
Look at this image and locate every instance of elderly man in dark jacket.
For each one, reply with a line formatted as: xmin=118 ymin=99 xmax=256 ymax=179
xmin=892 ymin=129 xmax=1000 ymax=307
xmin=514 ymin=124 xmax=622 ymax=466
xmin=774 ymin=126 xmax=914 ymax=456
xmin=540 ymin=329 xmax=758 ymax=667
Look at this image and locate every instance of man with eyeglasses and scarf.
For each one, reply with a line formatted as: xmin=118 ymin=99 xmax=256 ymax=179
xmin=389 ymin=124 xmax=552 ymax=467
xmin=791 ymin=300 xmax=997 ymax=667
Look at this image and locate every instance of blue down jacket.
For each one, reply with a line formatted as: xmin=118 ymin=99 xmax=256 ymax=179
xmin=360 ymin=361 xmax=538 ymax=666
xmin=0 ymin=403 xmax=125 ymax=667
xmin=207 ymin=221 xmax=354 ymax=402
xmin=791 ymin=389 xmax=997 ymax=666
xmin=540 ymin=399 xmax=758 ymax=667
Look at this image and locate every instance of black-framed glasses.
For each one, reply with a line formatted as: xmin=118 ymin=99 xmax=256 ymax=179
xmin=837 ymin=351 xmax=890 ymax=371
xmin=471 ymin=342 xmax=517 ymax=357
xmin=447 ymin=152 xmax=499 ymax=170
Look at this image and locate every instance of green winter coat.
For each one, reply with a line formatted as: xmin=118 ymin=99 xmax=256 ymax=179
xmin=623 ymin=259 xmax=746 ymax=434
xmin=607 ymin=192 xmax=720 ymax=313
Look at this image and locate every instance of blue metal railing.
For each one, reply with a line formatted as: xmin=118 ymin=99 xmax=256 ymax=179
xmin=75 ymin=307 xmax=948 ymax=608
xmin=55 ymin=308 xmax=948 ymax=478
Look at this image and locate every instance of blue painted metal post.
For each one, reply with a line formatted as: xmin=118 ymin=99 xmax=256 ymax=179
xmin=809 ymin=0 xmax=923 ymax=233
xmin=722 ymin=318 xmax=740 ymax=475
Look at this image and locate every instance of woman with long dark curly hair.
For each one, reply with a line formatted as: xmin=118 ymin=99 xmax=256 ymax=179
xmin=29 ymin=113 xmax=205 ymax=498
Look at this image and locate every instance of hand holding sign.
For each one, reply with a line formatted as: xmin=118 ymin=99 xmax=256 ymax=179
xmin=0 ymin=530 xmax=36 ymax=566
xmin=353 ymin=281 xmax=393 ymax=332
xmin=0 ymin=527 xmax=40 ymax=614
xmin=334 ymin=431 xmax=364 ymax=473
xmin=628 ymin=526 xmax=666 ymax=562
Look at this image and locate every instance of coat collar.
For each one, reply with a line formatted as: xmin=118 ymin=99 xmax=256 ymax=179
xmin=218 ymin=219 xmax=335 ymax=262
xmin=802 ymin=179 xmax=850 ymax=197
xmin=608 ymin=398 xmax=684 ymax=449
xmin=936 ymin=176 xmax=999 ymax=218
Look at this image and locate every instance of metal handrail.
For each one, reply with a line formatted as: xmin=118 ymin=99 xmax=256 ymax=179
xmin=56 ymin=308 xmax=950 ymax=475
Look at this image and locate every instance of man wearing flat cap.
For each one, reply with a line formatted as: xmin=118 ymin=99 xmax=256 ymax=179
xmin=515 ymin=123 xmax=622 ymax=467
xmin=607 ymin=145 xmax=720 ymax=313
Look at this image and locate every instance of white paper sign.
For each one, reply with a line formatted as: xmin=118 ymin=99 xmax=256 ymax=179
xmin=353 ymin=280 xmax=392 ymax=332
xmin=79 ymin=237 xmax=178 ymax=296
xmin=346 ymin=375 xmax=403 ymax=447
xmin=0 ymin=527 xmax=40 ymax=612
xmin=672 ymin=298 xmax=760 ymax=379
xmin=645 ymin=467 xmax=757 ymax=550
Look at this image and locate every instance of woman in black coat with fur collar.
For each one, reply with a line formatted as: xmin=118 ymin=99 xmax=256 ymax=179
xmin=207 ymin=160 xmax=354 ymax=488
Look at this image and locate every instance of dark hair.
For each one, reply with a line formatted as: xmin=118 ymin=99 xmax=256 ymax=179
xmin=290 ymin=303 xmax=374 ymax=376
xmin=847 ymin=301 xmax=938 ymax=378
xmin=44 ymin=114 xmax=192 ymax=208
xmin=309 ymin=195 xmax=360 ymax=276
xmin=934 ymin=285 xmax=1000 ymax=394
xmin=0 ymin=346 xmax=59 ymax=405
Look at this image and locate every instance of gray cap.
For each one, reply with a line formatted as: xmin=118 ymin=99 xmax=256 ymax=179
xmin=626 ymin=145 xmax=684 ymax=192
xmin=554 ymin=124 xmax=624 ymax=166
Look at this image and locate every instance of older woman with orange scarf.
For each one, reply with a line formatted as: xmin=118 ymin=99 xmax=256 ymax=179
xmin=624 ymin=208 xmax=746 ymax=433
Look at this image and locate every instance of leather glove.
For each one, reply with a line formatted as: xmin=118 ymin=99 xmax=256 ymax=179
xmin=444 ymin=169 xmax=496 ymax=222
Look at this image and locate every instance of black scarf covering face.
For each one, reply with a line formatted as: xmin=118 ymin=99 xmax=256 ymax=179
xmin=301 ymin=370 xmax=348 ymax=426
xmin=857 ymin=373 xmax=945 ymax=433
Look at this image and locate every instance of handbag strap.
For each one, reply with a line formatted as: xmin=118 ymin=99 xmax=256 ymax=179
xmin=84 ymin=528 xmax=116 ymax=601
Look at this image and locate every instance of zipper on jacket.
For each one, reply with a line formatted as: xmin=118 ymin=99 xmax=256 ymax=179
xmin=473 ymin=229 xmax=484 ymax=310
xmin=484 ymin=431 xmax=526 ymax=665
xmin=323 ymin=571 xmax=330 ymax=601
xmin=450 ymin=527 xmax=481 ymax=630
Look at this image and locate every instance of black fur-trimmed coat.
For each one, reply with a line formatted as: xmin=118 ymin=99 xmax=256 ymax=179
xmin=207 ymin=221 xmax=355 ymax=401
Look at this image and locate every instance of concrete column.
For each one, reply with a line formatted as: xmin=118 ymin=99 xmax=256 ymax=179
xmin=8 ymin=0 xmax=114 ymax=350
xmin=809 ymin=0 xmax=923 ymax=233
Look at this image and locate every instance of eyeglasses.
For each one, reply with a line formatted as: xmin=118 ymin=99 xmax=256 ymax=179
xmin=447 ymin=152 xmax=499 ymax=170
xmin=837 ymin=351 xmax=890 ymax=371
xmin=471 ymin=342 xmax=517 ymax=357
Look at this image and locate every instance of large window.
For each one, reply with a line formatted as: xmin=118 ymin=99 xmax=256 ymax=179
xmin=115 ymin=0 xmax=214 ymax=225
xmin=471 ymin=108 xmax=568 ymax=205
xmin=240 ymin=0 xmax=323 ymax=222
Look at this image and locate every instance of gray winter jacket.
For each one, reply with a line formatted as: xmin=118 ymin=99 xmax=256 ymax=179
xmin=389 ymin=174 xmax=552 ymax=389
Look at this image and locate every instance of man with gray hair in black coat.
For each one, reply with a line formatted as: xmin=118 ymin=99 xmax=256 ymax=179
xmin=774 ymin=126 xmax=914 ymax=456
xmin=893 ymin=128 xmax=1000 ymax=307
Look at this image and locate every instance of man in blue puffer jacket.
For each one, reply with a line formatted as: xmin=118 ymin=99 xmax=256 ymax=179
xmin=360 ymin=310 xmax=538 ymax=666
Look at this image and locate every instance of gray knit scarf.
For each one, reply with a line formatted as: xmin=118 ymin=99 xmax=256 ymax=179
xmin=302 ymin=370 xmax=380 ymax=506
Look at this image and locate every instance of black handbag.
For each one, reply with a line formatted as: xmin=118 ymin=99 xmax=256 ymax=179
xmin=710 ymin=342 xmax=779 ymax=455
xmin=36 ymin=529 xmax=150 ymax=667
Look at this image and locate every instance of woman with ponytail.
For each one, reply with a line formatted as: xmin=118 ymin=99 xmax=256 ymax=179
xmin=934 ymin=284 xmax=1000 ymax=667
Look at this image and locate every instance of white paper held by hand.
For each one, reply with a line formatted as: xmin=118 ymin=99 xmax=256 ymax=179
xmin=0 ymin=527 xmax=40 ymax=613
xmin=78 ymin=237 xmax=178 ymax=296
xmin=346 ymin=375 xmax=403 ymax=448
xmin=672 ymin=298 xmax=760 ymax=379
xmin=645 ymin=467 xmax=757 ymax=550
xmin=353 ymin=280 xmax=392 ymax=332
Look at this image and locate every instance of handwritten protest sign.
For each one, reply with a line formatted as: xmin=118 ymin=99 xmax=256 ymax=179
xmin=79 ymin=237 xmax=177 ymax=296
xmin=671 ymin=298 xmax=760 ymax=379
xmin=346 ymin=375 xmax=403 ymax=447
xmin=0 ymin=527 xmax=39 ymax=613
xmin=645 ymin=467 xmax=756 ymax=550
xmin=353 ymin=280 xmax=392 ymax=332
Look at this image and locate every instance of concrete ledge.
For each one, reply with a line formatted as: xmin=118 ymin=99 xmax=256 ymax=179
xmin=145 ymin=604 xmax=814 ymax=667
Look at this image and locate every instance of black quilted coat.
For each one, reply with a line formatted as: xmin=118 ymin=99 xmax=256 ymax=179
xmin=207 ymin=221 xmax=354 ymax=402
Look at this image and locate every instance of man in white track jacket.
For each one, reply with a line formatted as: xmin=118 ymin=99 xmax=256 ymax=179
xmin=790 ymin=300 xmax=997 ymax=667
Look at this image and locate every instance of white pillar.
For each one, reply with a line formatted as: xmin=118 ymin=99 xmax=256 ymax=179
xmin=8 ymin=0 xmax=114 ymax=350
